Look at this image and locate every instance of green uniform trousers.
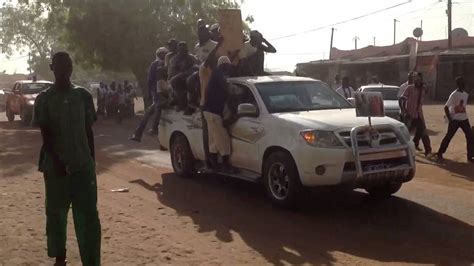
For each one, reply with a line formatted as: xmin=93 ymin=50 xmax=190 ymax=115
xmin=44 ymin=164 xmax=101 ymax=265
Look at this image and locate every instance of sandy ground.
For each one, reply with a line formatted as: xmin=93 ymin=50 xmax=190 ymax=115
xmin=0 ymin=101 xmax=473 ymax=265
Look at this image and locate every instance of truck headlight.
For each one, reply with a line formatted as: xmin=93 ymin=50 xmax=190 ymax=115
xmin=398 ymin=125 xmax=411 ymax=142
xmin=300 ymin=130 xmax=343 ymax=148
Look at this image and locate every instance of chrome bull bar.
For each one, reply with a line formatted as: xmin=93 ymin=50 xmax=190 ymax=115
xmin=350 ymin=124 xmax=415 ymax=178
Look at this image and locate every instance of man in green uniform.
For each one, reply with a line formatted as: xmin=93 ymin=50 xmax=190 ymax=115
xmin=32 ymin=52 xmax=101 ymax=266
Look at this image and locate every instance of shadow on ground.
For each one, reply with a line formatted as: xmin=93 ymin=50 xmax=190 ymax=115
xmin=0 ymin=115 xmax=161 ymax=178
xmin=130 ymin=173 xmax=474 ymax=266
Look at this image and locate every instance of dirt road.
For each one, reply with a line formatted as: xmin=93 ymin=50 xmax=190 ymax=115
xmin=0 ymin=104 xmax=473 ymax=265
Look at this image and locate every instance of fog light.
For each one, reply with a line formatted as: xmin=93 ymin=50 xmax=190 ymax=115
xmin=315 ymin=165 xmax=326 ymax=175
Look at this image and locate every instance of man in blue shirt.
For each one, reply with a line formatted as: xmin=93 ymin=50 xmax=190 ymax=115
xmin=130 ymin=47 xmax=168 ymax=141
xmin=203 ymin=56 xmax=235 ymax=172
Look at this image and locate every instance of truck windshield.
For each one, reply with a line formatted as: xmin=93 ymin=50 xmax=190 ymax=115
xmin=256 ymin=81 xmax=353 ymax=113
xmin=21 ymin=83 xmax=51 ymax=94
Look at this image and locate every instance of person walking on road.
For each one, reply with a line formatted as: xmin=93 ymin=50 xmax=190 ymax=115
xmin=399 ymin=72 xmax=433 ymax=157
xmin=32 ymin=52 xmax=101 ymax=266
xmin=130 ymin=47 xmax=169 ymax=142
xmin=437 ymin=77 xmax=474 ymax=163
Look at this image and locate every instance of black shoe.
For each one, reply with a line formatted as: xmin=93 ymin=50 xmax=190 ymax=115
xmin=222 ymin=164 xmax=239 ymax=174
xmin=148 ymin=129 xmax=158 ymax=136
xmin=436 ymin=153 xmax=444 ymax=161
xmin=54 ymin=256 xmax=67 ymax=266
xmin=183 ymin=108 xmax=194 ymax=116
xmin=129 ymin=135 xmax=141 ymax=142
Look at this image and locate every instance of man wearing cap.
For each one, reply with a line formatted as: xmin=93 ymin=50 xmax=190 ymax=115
xmin=130 ymin=47 xmax=168 ymax=141
xmin=32 ymin=52 xmax=101 ymax=265
xmin=239 ymin=30 xmax=276 ymax=76
xmin=203 ymin=56 xmax=236 ymax=172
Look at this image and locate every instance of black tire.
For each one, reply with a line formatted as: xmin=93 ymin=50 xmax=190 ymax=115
xmin=365 ymin=182 xmax=402 ymax=198
xmin=263 ymin=151 xmax=302 ymax=208
xmin=170 ymin=134 xmax=195 ymax=177
xmin=20 ymin=108 xmax=31 ymax=126
xmin=6 ymin=104 xmax=14 ymax=122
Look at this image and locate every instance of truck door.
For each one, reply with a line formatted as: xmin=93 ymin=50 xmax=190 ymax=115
xmin=226 ymin=83 xmax=263 ymax=173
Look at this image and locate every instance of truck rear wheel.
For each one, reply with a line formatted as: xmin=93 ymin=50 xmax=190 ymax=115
xmin=263 ymin=151 xmax=302 ymax=208
xmin=21 ymin=108 xmax=31 ymax=126
xmin=6 ymin=105 xmax=14 ymax=122
xmin=365 ymin=182 xmax=402 ymax=198
xmin=170 ymin=134 xmax=195 ymax=177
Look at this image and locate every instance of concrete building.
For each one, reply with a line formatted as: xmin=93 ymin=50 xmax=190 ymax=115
xmin=296 ymin=36 xmax=474 ymax=100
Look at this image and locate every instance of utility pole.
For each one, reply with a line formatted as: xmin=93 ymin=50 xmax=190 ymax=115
xmin=373 ymin=37 xmax=376 ymax=46
xmin=28 ymin=52 xmax=32 ymax=75
xmin=420 ymin=20 xmax=423 ymax=41
xmin=353 ymin=36 xmax=360 ymax=50
xmin=447 ymin=0 xmax=452 ymax=49
xmin=329 ymin=27 xmax=335 ymax=60
xmin=393 ymin=19 xmax=399 ymax=45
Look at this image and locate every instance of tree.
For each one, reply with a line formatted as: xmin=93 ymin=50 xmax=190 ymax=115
xmin=0 ymin=1 xmax=64 ymax=79
xmin=41 ymin=0 xmax=242 ymax=105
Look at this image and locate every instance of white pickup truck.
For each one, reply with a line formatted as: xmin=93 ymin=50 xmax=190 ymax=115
xmin=159 ymin=76 xmax=415 ymax=207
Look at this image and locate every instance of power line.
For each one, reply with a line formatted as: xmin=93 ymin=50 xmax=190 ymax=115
xmin=396 ymin=1 xmax=441 ymax=19
xmin=269 ymin=1 xmax=412 ymax=41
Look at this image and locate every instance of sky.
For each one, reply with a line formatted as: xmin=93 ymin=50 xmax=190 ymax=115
xmin=1 ymin=0 xmax=473 ymax=74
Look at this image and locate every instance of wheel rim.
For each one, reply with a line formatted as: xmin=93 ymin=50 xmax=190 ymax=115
xmin=173 ymin=143 xmax=184 ymax=172
xmin=268 ymin=162 xmax=290 ymax=200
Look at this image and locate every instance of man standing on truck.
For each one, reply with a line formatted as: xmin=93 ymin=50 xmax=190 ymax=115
xmin=239 ymin=30 xmax=277 ymax=76
xmin=203 ymin=56 xmax=235 ymax=172
xmin=130 ymin=47 xmax=168 ymax=141
xmin=399 ymin=72 xmax=433 ymax=157
xmin=32 ymin=52 xmax=101 ymax=265
xmin=437 ymin=76 xmax=474 ymax=163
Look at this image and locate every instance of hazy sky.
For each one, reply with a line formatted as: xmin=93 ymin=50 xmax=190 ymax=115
xmin=1 ymin=0 xmax=473 ymax=74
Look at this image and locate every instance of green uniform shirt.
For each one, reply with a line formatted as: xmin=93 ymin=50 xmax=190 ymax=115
xmin=33 ymin=84 xmax=96 ymax=173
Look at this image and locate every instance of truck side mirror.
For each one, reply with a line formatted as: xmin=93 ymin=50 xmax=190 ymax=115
xmin=237 ymin=103 xmax=258 ymax=117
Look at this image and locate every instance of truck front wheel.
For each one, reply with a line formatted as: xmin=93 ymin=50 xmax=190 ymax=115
xmin=6 ymin=104 xmax=14 ymax=122
xmin=263 ymin=151 xmax=302 ymax=208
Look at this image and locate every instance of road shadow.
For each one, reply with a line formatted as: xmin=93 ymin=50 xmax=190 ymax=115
xmin=415 ymin=156 xmax=474 ymax=182
xmin=130 ymin=174 xmax=474 ymax=265
xmin=0 ymin=115 xmax=163 ymax=178
xmin=433 ymin=158 xmax=474 ymax=181
xmin=0 ymin=121 xmax=42 ymax=178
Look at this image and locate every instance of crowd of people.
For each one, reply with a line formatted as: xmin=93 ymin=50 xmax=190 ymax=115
xmin=96 ymin=80 xmax=137 ymax=123
xmin=330 ymin=72 xmax=473 ymax=163
xmin=129 ymin=19 xmax=276 ymax=172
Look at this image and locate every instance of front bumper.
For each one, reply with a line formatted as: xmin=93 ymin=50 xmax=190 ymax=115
xmin=293 ymin=124 xmax=416 ymax=188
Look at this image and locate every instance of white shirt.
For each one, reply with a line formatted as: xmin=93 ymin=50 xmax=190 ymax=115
xmin=195 ymin=40 xmax=217 ymax=62
xmin=336 ymin=86 xmax=355 ymax=99
xmin=398 ymin=81 xmax=409 ymax=98
xmin=445 ymin=89 xmax=469 ymax=121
